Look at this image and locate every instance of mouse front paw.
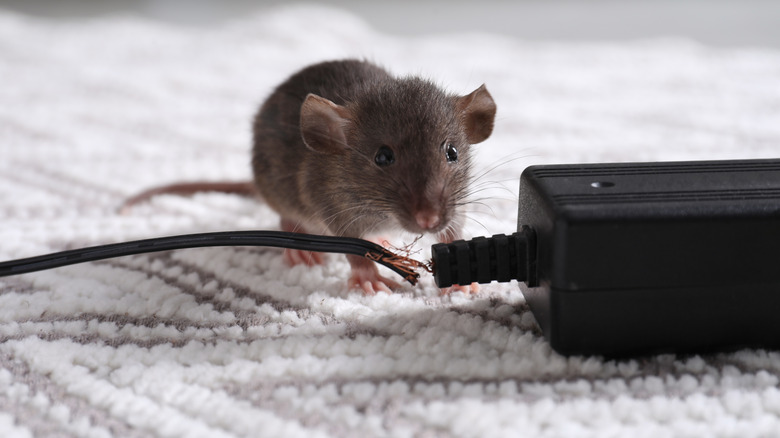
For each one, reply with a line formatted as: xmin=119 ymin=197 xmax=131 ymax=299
xmin=347 ymin=274 xmax=400 ymax=295
xmin=346 ymin=255 xmax=400 ymax=295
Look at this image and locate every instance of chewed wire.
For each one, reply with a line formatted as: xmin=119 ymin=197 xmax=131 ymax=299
xmin=0 ymin=230 xmax=431 ymax=285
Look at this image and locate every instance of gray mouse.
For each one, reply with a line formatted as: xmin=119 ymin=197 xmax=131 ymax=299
xmin=122 ymin=59 xmax=497 ymax=294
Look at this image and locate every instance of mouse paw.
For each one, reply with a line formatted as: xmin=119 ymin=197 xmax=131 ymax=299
xmin=441 ymin=282 xmax=480 ymax=295
xmin=283 ymin=248 xmax=325 ymax=266
xmin=346 ymin=255 xmax=400 ymax=295
xmin=348 ymin=272 xmax=401 ymax=295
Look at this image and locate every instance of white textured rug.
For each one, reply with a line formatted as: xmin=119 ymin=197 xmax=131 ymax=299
xmin=2 ymin=5 xmax=780 ymax=437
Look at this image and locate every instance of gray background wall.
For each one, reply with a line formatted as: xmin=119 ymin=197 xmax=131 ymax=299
xmin=1 ymin=0 xmax=779 ymax=49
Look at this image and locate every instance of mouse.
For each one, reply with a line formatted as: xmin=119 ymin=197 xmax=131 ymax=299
xmin=121 ymin=59 xmax=497 ymax=294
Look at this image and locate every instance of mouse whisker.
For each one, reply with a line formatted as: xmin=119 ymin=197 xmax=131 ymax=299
xmin=333 ymin=212 xmax=374 ymax=238
xmin=448 ymin=184 xmax=475 ymax=208
xmin=313 ymin=204 xmax=370 ymax=234
xmin=461 ymin=214 xmax=491 ymax=235
xmin=457 ymin=198 xmax=500 ymax=211
xmin=326 ymin=201 xmax=392 ymax=237
xmin=467 ymin=177 xmax=519 ymax=192
xmin=443 ymin=221 xmax=460 ymax=240
xmin=454 ymin=195 xmax=506 ymax=217
xmin=462 ymin=153 xmax=532 ymax=199
xmin=287 ymin=220 xmax=308 ymax=233
xmin=363 ymin=217 xmax=395 ymax=239
xmin=470 ymin=150 xmax=536 ymax=183
xmin=461 ymin=184 xmax=516 ymax=201
xmin=454 ymin=170 xmax=521 ymax=207
xmin=459 ymin=206 xmax=499 ymax=225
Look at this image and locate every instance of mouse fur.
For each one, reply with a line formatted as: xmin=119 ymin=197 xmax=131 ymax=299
xmin=252 ymin=59 xmax=496 ymax=246
xmin=123 ymin=59 xmax=497 ymax=293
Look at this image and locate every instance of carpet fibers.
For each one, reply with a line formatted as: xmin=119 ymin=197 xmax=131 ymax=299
xmin=2 ymin=5 xmax=780 ymax=437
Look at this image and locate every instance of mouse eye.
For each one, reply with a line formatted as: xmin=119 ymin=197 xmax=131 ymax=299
xmin=444 ymin=142 xmax=458 ymax=163
xmin=374 ymin=145 xmax=395 ymax=167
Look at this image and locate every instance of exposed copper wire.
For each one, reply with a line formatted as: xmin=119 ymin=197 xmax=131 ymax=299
xmin=365 ymin=248 xmax=431 ymax=285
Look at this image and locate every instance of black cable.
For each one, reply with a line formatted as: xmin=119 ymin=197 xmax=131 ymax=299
xmin=0 ymin=230 xmax=428 ymax=285
xmin=0 ymin=229 xmax=539 ymax=289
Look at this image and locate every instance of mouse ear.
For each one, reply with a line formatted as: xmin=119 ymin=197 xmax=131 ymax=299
xmin=300 ymin=94 xmax=351 ymax=153
xmin=455 ymin=84 xmax=497 ymax=144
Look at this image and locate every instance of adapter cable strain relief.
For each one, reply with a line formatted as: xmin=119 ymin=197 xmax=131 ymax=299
xmin=430 ymin=226 xmax=537 ymax=288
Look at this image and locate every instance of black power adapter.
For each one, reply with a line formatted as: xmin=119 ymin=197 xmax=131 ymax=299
xmin=433 ymin=158 xmax=780 ymax=357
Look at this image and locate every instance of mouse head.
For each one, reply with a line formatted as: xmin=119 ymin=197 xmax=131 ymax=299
xmin=299 ymin=78 xmax=496 ymax=236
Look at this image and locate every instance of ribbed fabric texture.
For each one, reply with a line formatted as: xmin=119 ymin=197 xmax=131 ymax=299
xmin=2 ymin=5 xmax=780 ymax=437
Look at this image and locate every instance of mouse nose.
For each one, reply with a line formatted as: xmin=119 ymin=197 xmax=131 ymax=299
xmin=415 ymin=210 xmax=441 ymax=231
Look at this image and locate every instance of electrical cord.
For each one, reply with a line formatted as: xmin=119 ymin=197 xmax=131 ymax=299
xmin=0 ymin=230 xmax=430 ymax=285
xmin=0 ymin=229 xmax=536 ymax=288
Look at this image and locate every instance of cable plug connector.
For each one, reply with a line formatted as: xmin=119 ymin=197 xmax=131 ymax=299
xmin=430 ymin=226 xmax=537 ymax=288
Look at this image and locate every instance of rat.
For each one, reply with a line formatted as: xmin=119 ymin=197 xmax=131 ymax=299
xmin=121 ymin=59 xmax=497 ymax=294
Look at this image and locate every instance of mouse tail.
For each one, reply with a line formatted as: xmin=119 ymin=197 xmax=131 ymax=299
xmin=118 ymin=181 xmax=257 ymax=214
